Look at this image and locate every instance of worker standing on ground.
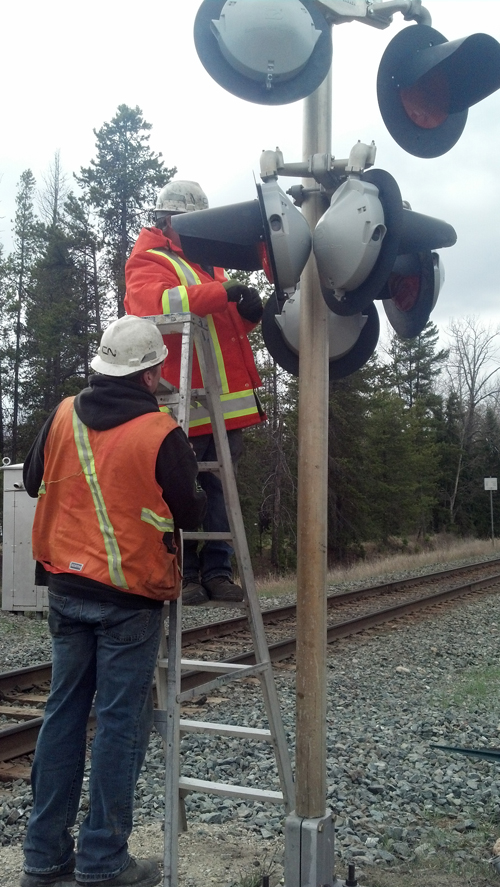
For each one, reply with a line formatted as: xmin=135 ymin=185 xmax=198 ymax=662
xmin=125 ymin=179 xmax=265 ymax=607
xmin=20 ymin=316 xmax=206 ymax=887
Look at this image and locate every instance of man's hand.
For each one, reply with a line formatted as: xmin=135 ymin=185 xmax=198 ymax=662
xmin=236 ymin=287 xmax=263 ymax=322
xmin=222 ymin=280 xmax=249 ymax=301
xmin=222 ymin=280 xmax=263 ymax=322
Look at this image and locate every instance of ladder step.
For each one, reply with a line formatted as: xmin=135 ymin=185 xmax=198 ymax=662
xmin=182 ymin=659 xmax=250 ymax=673
xmin=196 ymin=461 xmax=220 ymax=473
xmin=178 ymin=777 xmax=284 ymax=804
xmin=157 ymin=659 xmax=252 ymax=673
xmin=182 ymin=531 xmax=233 ymax=541
xmin=178 ymin=663 xmax=268 ymax=703
xmin=180 ymin=719 xmax=273 ymax=741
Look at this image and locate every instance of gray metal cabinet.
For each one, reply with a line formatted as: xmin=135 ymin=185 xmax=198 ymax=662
xmin=1 ymin=463 xmax=48 ymax=612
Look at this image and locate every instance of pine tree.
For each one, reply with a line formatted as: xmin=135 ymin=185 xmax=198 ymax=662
xmin=360 ymin=387 xmax=439 ymax=544
xmin=22 ymin=226 xmax=89 ymax=443
xmin=431 ymin=391 xmax=462 ymax=532
xmin=64 ymin=192 xmax=111 ymax=364
xmin=327 ymin=359 xmax=381 ymax=561
xmin=76 ymin=105 xmax=175 ymax=316
xmin=7 ymin=170 xmax=40 ymax=460
xmin=386 ymin=321 xmax=449 ymax=409
xmin=236 ymin=273 xmax=299 ymax=571
xmin=465 ymin=406 xmax=500 ymax=537
xmin=0 ymin=242 xmax=7 ymax=456
xmin=38 ymin=150 xmax=68 ymax=228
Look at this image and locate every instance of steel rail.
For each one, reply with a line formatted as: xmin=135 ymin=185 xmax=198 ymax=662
xmin=0 ymin=663 xmax=52 ymax=694
xmin=2 ymin=561 xmax=500 ymax=766
xmin=2 ymin=556 xmax=499 ymax=695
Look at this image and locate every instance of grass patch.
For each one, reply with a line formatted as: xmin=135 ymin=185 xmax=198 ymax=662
xmin=254 ymin=536 xmax=500 ymax=600
xmin=360 ymin=857 xmax=495 ymax=887
xmin=358 ymin=814 xmax=498 ymax=884
xmin=438 ymin=665 xmax=500 ymax=710
xmin=254 ymin=574 xmax=296 ymax=599
xmin=326 ymin=536 xmax=499 ymax=588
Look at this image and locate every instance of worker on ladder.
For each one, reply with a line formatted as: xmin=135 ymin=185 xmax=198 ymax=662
xmin=125 ymin=180 xmax=265 ymax=607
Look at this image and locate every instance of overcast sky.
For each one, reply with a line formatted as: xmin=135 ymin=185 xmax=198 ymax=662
xmin=1 ymin=0 xmax=499 ymax=344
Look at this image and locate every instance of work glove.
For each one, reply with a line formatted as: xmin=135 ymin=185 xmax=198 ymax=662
xmin=222 ymin=279 xmax=249 ymax=300
xmin=223 ymin=280 xmax=263 ymax=322
xmin=236 ymin=287 xmax=263 ymax=322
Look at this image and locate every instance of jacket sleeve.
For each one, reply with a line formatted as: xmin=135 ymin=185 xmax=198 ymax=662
xmin=125 ymin=246 xmax=230 ymax=318
xmin=22 ymin=407 xmax=59 ymax=497
xmin=156 ymin=426 xmax=207 ymax=531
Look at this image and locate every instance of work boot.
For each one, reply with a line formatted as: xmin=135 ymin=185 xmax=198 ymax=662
xmin=76 ymin=858 xmax=161 ymax=887
xmin=182 ymin=578 xmax=209 ymax=605
xmin=203 ymin=576 xmax=244 ymax=602
xmin=20 ymin=860 xmax=75 ymax=886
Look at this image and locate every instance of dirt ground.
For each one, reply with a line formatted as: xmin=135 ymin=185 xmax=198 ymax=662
xmin=2 ymin=822 xmax=499 ymax=887
xmin=0 ymin=821 xmax=284 ymax=886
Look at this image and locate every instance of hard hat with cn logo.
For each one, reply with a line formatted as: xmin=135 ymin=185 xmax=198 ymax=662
xmin=91 ymin=316 xmax=167 ymax=377
xmin=155 ymin=180 xmax=209 ymax=215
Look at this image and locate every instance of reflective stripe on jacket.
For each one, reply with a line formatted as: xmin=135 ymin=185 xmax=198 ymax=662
xmin=32 ymin=397 xmax=181 ymax=601
xmin=124 ymin=227 xmax=265 ymax=437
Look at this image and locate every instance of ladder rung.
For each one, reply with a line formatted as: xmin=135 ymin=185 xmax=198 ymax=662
xmin=178 ymin=663 xmax=268 ymax=703
xmin=178 ymin=777 xmax=284 ymax=804
xmin=182 ymin=531 xmax=233 ymax=541
xmin=180 ymin=719 xmax=273 ymax=741
xmin=196 ymin=461 xmax=220 ymax=473
xmin=157 ymin=659 xmax=250 ymax=672
xmin=182 ymin=659 xmax=250 ymax=672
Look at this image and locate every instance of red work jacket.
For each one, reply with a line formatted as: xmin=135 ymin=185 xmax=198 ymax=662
xmin=124 ymin=227 xmax=264 ymax=437
xmin=32 ymin=398 xmax=181 ymax=601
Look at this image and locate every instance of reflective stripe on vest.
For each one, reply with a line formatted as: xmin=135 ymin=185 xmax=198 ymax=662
xmin=146 ymin=249 xmax=201 ymax=313
xmin=189 ymin=389 xmax=259 ymax=429
xmin=71 ymin=409 xmax=129 ymax=589
xmin=146 ymin=247 xmax=230 ymax=397
xmin=141 ymin=508 xmax=174 ymax=533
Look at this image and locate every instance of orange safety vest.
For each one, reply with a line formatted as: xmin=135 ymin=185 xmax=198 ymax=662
xmin=32 ymin=398 xmax=181 ymax=601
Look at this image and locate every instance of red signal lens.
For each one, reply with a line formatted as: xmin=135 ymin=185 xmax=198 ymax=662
xmin=388 ymin=273 xmax=420 ymax=311
xmin=258 ymin=242 xmax=274 ymax=284
xmin=400 ymin=69 xmax=450 ymax=129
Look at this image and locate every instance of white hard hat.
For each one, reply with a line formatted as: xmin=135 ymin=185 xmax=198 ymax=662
xmin=155 ymin=180 xmax=209 ymax=214
xmin=91 ymin=316 xmax=167 ymax=377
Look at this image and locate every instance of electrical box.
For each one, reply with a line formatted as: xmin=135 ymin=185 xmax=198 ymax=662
xmin=1 ymin=463 xmax=48 ymax=612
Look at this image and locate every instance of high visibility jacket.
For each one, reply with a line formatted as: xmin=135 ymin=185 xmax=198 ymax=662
xmin=124 ymin=227 xmax=265 ymax=437
xmin=32 ymin=397 xmax=182 ymax=601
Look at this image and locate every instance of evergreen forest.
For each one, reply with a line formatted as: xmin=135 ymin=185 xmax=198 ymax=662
xmin=1 ymin=104 xmax=500 ymax=572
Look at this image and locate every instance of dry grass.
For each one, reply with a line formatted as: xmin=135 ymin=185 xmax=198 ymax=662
xmin=254 ymin=536 xmax=499 ymax=599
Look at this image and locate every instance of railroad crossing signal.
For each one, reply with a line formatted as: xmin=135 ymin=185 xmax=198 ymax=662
xmin=171 ymin=179 xmax=312 ymax=297
xmin=171 ymin=166 xmax=456 ymax=363
xmin=261 ymin=289 xmax=380 ymax=379
xmin=194 ymin=0 xmax=332 ymax=105
xmin=377 ymin=24 xmax=500 ymax=157
xmin=313 ymin=168 xmax=456 ymax=338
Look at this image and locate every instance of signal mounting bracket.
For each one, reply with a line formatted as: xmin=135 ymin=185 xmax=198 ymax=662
xmin=259 ymin=142 xmax=377 ymax=194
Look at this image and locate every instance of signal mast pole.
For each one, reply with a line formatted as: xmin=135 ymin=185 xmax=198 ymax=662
xmin=285 ymin=54 xmax=340 ymax=887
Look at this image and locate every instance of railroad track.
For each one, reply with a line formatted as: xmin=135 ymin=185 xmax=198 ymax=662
xmin=2 ymin=557 xmax=500 ymax=779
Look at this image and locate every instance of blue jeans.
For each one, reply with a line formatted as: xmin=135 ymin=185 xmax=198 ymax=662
xmin=23 ymin=591 xmax=163 ymax=883
xmin=183 ymin=429 xmax=243 ymax=583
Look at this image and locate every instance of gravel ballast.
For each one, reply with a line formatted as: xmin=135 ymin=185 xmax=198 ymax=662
xmin=2 ymin=560 xmax=500 ymax=885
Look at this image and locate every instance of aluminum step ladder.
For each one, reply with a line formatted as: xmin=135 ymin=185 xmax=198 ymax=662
xmin=147 ymin=313 xmax=295 ymax=887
